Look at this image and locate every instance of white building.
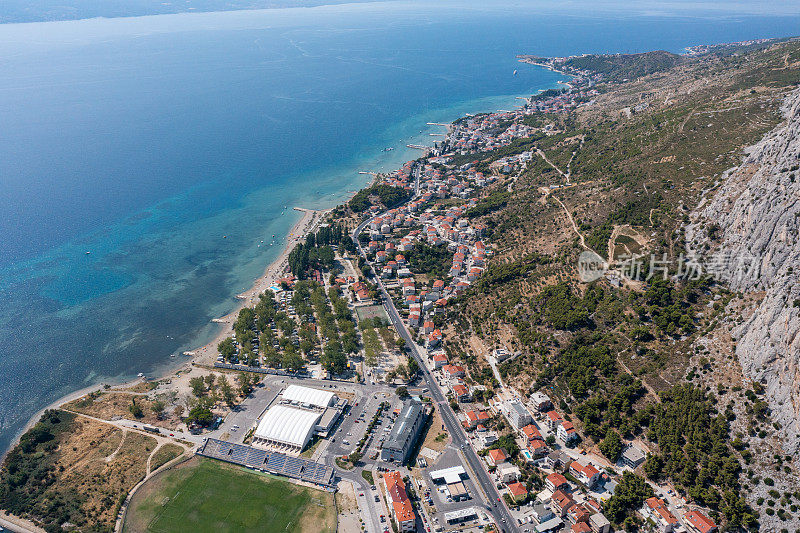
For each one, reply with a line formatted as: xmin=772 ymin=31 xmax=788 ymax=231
xmin=281 ymin=384 xmax=336 ymax=408
xmin=498 ymin=463 xmax=521 ymax=483
xmin=251 ymin=404 xmax=322 ymax=455
xmin=252 ymin=385 xmax=340 ymax=455
xmin=502 ymin=400 xmax=532 ymax=429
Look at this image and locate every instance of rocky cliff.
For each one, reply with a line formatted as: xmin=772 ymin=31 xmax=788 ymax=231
xmin=688 ymin=86 xmax=800 ymax=454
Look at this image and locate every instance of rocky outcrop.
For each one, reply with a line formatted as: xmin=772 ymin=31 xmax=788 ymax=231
xmin=688 ymin=86 xmax=800 ymax=454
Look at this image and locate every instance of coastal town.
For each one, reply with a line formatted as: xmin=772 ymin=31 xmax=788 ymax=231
xmin=195 ymin=79 xmax=721 ymax=533
xmin=4 ymin=36 xmax=799 ymax=533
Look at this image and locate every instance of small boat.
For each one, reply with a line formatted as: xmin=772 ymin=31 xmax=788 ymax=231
xmin=137 ymin=372 xmax=144 ymax=378
xmin=383 ymin=147 xmax=394 ymax=152
xmin=85 ymin=251 xmax=91 ymax=255
xmin=513 ymin=69 xmax=518 ymax=76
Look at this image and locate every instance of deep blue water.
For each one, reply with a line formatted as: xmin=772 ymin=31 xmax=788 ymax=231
xmin=1 ymin=0 xmax=799 ymax=453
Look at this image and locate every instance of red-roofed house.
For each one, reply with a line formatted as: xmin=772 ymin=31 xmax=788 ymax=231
xmin=551 ymin=489 xmax=575 ymax=517
xmin=357 ymin=289 xmax=371 ymax=302
xmin=545 ymin=472 xmax=569 ymax=492
xmin=567 ymin=504 xmax=591 ymax=525
xmin=384 ymin=471 xmax=416 ymax=532
xmin=685 ymin=510 xmax=717 ymax=533
xmin=641 ymin=497 xmax=679 ymax=533
xmin=442 ymin=365 xmax=465 ymax=379
xmin=486 ymin=448 xmax=508 ymax=467
xmin=569 ymin=461 xmax=601 ymax=488
xmin=427 ymin=329 xmax=442 ymax=348
xmin=521 ymin=424 xmax=542 ymax=442
xmin=467 ymin=267 xmax=483 ymax=281
xmin=422 ymin=321 xmax=435 ymax=334
xmin=432 ymin=353 xmax=448 ymax=369
xmin=528 ymin=439 xmax=549 ymax=457
xmin=452 ymin=384 xmax=471 ymax=402
xmin=463 ymin=410 xmax=480 ymax=430
xmin=545 ymin=411 xmax=563 ymax=431
xmin=507 ymin=482 xmax=528 ymax=503
xmin=572 ymin=522 xmax=592 ymax=533
xmin=557 ymin=421 xmax=579 ymax=444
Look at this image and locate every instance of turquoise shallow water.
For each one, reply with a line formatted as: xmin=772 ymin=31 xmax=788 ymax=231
xmin=1 ymin=1 xmax=800 ymax=453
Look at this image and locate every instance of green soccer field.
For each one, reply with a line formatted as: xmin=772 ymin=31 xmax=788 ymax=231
xmin=124 ymin=458 xmax=336 ymax=533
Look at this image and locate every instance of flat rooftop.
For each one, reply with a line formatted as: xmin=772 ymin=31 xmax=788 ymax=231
xmin=429 ymin=465 xmax=466 ymax=484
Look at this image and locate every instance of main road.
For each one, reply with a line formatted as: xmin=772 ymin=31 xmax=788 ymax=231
xmin=350 ymin=163 xmax=518 ymax=533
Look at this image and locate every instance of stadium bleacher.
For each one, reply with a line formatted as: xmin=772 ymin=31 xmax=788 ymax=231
xmin=197 ymin=438 xmax=334 ymax=487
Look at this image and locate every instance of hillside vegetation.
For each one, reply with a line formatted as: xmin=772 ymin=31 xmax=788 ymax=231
xmin=442 ymin=38 xmax=800 ymax=530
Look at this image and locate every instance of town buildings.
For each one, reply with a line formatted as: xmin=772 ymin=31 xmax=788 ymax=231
xmin=384 ymin=471 xmax=416 ymax=532
xmin=380 ymin=400 xmax=427 ymax=463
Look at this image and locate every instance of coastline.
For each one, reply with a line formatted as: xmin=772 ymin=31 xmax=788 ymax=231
xmin=180 ymin=206 xmax=326 ymax=369
xmin=2 ymin=206 xmax=325 ymax=462
xmin=516 ymin=56 xmax=578 ymax=89
xmin=1 ymin=90 xmax=545 ymax=462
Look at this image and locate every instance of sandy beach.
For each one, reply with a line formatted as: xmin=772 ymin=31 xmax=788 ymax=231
xmin=3 ymin=206 xmax=327 ymax=461
xmin=182 ymin=206 xmax=326 ymax=367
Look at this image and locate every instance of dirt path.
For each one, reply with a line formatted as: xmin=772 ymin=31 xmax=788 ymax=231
xmin=536 ymin=148 xmax=567 ymax=178
xmin=550 ymin=194 xmax=588 ymax=250
xmin=615 ymin=333 xmax=659 ymax=400
xmin=105 ymin=429 xmax=128 ymax=463
xmin=678 ymin=104 xmax=701 ymax=133
xmin=564 ymin=135 xmax=584 ymax=182
xmin=63 ymin=409 xmax=190 ymax=452
xmin=607 ymin=226 xmax=621 ymax=262
xmin=146 ymin=441 xmax=166 ymax=476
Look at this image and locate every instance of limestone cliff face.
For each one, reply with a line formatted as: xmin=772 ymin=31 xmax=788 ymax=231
xmin=688 ymin=86 xmax=800 ymax=454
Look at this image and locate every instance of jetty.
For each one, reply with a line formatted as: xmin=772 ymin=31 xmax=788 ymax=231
xmin=358 ymin=171 xmax=378 ymax=176
xmin=426 ymin=122 xmax=450 ymax=126
xmin=406 ymin=144 xmax=429 ymax=150
xmin=429 ymin=133 xmax=445 ymax=136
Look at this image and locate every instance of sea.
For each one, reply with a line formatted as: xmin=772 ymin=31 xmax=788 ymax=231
xmin=1 ymin=0 xmax=799 ymax=454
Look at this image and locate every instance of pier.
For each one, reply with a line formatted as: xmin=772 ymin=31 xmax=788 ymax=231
xmin=426 ymin=122 xmax=450 ymax=126
xmin=406 ymin=144 xmax=429 ymax=150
